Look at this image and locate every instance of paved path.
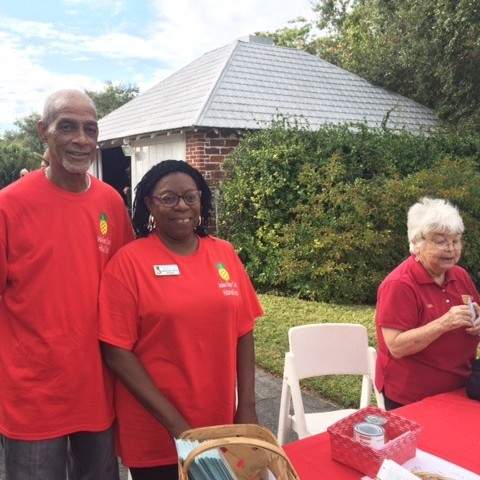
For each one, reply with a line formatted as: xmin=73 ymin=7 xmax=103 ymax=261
xmin=0 ymin=367 xmax=336 ymax=479
xmin=255 ymin=366 xmax=338 ymax=442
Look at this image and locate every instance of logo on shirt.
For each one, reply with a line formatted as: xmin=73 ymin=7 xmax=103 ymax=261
xmin=216 ymin=262 xmax=239 ymax=296
xmin=97 ymin=212 xmax=112 ymax=255
xmin=99 ymin=212 xmax=109 ymax=236
xmin=216 ymin=263 xmax=230 ymax=281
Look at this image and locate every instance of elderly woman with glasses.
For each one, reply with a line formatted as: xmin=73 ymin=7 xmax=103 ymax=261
xmin=375 ymin=197 xmax=480 ymax=410
xmin=98 ymin=160 xmax=262 ymax=480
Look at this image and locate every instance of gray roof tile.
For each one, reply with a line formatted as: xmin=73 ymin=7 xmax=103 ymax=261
xmin=99 ymin=38 xmax=437 ymax=142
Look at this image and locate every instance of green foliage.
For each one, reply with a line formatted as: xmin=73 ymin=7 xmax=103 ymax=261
xmin=3 ymin=113 xmax=43 ymax=157
xmin=0 ymin=140 xmax=38 ymax=188
xmin=257 ymin=18 xmax=319 ymax=55
xmin=265 ymin=0 xmax=480 ymax=131
xmin=256 ymin=294 xmax=375 ymax=407
xmin=86 ymin=81 xmax=139 ymax=119
xmin=281 ymin=158 xmax=480 ymax=303
xmin=0 ymin=81 xmax=139 ymax=187
xmin=218 ymin=122 xmax=480 ymax=304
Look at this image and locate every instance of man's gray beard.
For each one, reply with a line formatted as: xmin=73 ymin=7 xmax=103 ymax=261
xmin=62 ymin=158 xmax=93 ymax=175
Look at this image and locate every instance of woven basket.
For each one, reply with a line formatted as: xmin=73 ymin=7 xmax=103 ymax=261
xmin=328 ymin=406 xmax=421 ymax=477
xmin=178 ymin=424 xmax=300 ymax=480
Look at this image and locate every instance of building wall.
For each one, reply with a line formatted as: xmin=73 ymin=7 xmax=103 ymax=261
xmin=186 ymin=129 xmax=241 ymax=186
xmin=130 ymin=134 xmax=186 ymax=192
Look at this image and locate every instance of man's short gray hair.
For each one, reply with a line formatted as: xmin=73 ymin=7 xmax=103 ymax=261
xmin=42 ymin=89 xmax=96 ymax=127
xmin=407 ymin=197 xmax=464 ymax=254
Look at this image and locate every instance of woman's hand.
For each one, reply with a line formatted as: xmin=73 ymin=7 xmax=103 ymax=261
xmin=466 ymin=323 xmax=480 ymax=336
xmin=439 ymin=305 xmax=474 ymax=332
xmin=382 ymin=304 xmax=474 ymax=359
xmin=170 ymin=419 xmax=192 ymax=438
xmin=466 ymin=305 xmax=480 ymax=336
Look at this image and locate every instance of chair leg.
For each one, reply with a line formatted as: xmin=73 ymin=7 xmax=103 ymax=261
xmin=277 ymin=377 xmax=292 ymax=445
xmin=360 ymin=374 xmax=372 ymax=408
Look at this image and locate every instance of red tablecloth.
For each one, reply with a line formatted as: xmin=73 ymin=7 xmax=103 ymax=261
xmin=284 ymin=390 xmax=480 ymax=479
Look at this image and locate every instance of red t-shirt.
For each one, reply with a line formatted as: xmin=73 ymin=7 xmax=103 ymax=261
xmin=0 ymin=171 xmax=133 ymax=440
xmin=98 ymin=234 xmax=262 ymax=467
xmin=375 ymin=255 xmax=480 ymax=404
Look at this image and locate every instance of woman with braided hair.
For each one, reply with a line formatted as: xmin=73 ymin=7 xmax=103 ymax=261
xmin=98 ymin=160 xmax=262 ymax=480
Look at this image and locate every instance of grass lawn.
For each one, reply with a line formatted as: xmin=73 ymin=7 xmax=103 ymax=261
xmin=255 ymin=294 xmax=376 ymax=408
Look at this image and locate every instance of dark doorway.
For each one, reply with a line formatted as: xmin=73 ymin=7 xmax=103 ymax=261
xmin=101 ymin=147 xmax=131 ymax=211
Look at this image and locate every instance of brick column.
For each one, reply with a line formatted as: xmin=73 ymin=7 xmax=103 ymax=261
xmin=186 ymin=129 xmax=241 ymax=187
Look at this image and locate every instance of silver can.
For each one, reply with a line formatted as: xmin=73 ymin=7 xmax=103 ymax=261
xmin=353 ymin=422 xmax=385 ymax=449
xmin=365 ymin=414 xmax=387 ymax=427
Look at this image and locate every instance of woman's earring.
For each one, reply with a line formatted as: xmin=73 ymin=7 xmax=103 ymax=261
xmin=196 ymin=216 xmax=202 ymax=227
xmin=148 ymin=214 xmax=156 ymax=232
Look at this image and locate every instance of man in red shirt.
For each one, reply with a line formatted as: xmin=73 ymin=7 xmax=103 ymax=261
xmin=0 ymin=90 xmax=133 ymax=479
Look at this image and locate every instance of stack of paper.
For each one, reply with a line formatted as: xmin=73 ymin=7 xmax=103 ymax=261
xmin=362 ymin=449 xmax=480 ymax=480
xmin=376 ymin=460 xmax=421 ymax=479
xmin=175 ymin=438 xmax=238 ymax=480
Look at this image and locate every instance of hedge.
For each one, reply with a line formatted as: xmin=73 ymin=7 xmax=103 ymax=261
xmin=218 ymin=121 xmax=480 ymax=304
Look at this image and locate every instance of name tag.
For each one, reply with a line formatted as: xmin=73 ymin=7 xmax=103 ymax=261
xmin=153 ymin=264 xmax=180 ymax=276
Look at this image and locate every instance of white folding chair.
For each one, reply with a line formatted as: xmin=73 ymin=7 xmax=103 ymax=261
xmin=277 ymin=323 xmax=384 ymax=444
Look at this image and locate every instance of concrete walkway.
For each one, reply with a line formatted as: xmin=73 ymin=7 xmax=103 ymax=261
xmin=0 ymin=367 xmax=336 ymax=479
xmin=255 ymin=366 xmax=338 ymax=442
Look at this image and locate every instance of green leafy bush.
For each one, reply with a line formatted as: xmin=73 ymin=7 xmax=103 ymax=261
xmin=0 ymin=140 xmax=38 ymax=189
xmin=218 ymin=122 xmax=480 ymax=304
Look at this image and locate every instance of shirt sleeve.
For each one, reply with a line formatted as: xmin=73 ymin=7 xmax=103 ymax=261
xmin=376 ymin=279 xmax=420 ymax=331
xmin=98 ymin=254 xmax=139 ymax=350
xmin=108 ymin=191 xmax=134 ymax=257
xmin=231 ymin=249 xmax=263 ymax=337
xmin=0 ymin=210 xmax=6 ymax=295
xmin=121 ymin=206 xmax=135 ymax=245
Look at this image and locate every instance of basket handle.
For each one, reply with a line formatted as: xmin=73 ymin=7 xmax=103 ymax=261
xmin=181 ymin=436 xmax=295 ymax=476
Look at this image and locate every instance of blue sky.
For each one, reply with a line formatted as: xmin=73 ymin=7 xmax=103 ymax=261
xmin=0 ymin=0 xmax=315 ymax=133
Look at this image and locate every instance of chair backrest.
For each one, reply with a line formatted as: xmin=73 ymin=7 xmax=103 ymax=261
xmin=288 ymin=323 xmax=370 ymax=380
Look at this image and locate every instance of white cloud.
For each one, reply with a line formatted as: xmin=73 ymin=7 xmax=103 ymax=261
xmin=0 ymin=30 xmax=102 ymax=127
xmin=0 ymin=0 xmax=315 ymax=131
xmin=0 ymin=17 xmax=159 ymax=61
xmin=87 ymin=33 xmax=160 ymax=59
xmin=0 ymin=1 xmax=315 ymax=67
xmin=148 ymin=0 xmax=315 ymax=68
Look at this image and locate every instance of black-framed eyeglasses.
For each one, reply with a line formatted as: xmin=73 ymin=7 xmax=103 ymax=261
xmin=150 ymin=190 xmax=201 ymax=208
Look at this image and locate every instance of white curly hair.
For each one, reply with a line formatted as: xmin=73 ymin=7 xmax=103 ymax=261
xmin=407 ymin=197 xmax=464 ymax=254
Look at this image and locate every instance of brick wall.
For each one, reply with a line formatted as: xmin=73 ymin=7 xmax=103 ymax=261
xmin=186 ymin=128 xmax=241 ymax=186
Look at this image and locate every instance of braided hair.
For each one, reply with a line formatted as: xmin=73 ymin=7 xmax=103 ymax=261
xmin=132 ymin=160 xmax=212 ymax=238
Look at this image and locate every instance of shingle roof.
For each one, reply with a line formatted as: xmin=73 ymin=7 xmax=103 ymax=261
xmin=98 ymin=37 xmax=437 ymax=142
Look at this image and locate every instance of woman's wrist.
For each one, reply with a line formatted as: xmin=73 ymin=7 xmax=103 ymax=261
xmin=168 ymin=417 xmax=191 ymax=438
xmin=237 ymin=396 xmax=256 ymax=407
xmin=436 ymin=312 xmax=451 ymax=333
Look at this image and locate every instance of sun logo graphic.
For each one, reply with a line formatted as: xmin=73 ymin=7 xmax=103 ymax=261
xmin=99 ymin=213 xmax=109 ymax=236
xmin=216 ymin=263 xmax=230 ymax=281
